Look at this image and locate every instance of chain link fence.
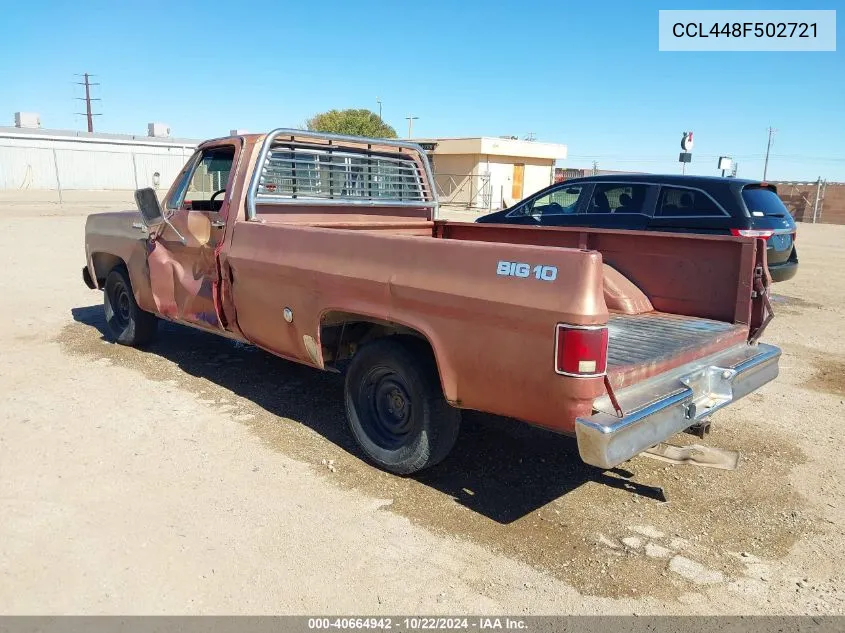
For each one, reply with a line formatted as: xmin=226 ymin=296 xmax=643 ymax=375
xmin=434 ymin=173 xmax=492 ymax=211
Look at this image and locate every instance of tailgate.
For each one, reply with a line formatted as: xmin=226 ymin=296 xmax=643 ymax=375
xmin=576 ymin=342 xmax=780 ymax=468
xmin=606 ymin=312 xmax=749 ymax=390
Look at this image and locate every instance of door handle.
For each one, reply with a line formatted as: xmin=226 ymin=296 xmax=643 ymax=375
xmin=211 ymin=219 xmax=226 ymax=228
xmin=131 ymin=222 xmax=148 ymax=233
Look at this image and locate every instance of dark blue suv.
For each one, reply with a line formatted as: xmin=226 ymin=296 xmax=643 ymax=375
xmin=476 ymin=174 xmax=798 ymax=282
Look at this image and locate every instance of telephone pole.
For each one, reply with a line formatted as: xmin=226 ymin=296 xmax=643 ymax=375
xmin=405 ymin=115 xmax=418 ymax=139
xmin=75 ymin=73 xmax=101 ymax=133
xmin=812 ymin=177 xmax=823 ymax=223
xmin=762 ymin=127 xmax=777 ymax=180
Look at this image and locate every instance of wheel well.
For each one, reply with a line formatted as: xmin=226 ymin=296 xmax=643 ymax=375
xmin=319 ymin=312 xmax=434 ymax=368
xmin=90 ymin=252 xmax=126 ymax=288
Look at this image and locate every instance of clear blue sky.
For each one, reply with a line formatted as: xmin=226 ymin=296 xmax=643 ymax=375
xmin=0 ymin=0 xmax=842 ymax=180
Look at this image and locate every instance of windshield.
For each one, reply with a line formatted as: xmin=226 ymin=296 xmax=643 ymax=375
xmin=742 ymin=186 xmax=790 ymax=217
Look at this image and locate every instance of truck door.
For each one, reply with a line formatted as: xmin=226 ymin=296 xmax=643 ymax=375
xmin=147 ymin=142 xmax=238 ymax=330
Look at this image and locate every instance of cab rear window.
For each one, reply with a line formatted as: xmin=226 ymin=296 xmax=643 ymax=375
xmin=742 ymin=186 xmax=790 ymax=217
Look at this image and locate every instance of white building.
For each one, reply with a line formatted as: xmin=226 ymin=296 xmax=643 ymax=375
xmin=0 ymin=123 xmax=198 ymax=193
xmin=415 ymin=136 xmax=568 ymax=211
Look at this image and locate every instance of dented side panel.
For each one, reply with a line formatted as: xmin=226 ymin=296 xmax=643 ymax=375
xmin=146 ymin=214 xmax=222 ymax=328
xmin=145 ymin=138 xmax=246 ymax=332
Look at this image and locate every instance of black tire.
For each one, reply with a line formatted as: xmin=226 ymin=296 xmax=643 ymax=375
xmin=344 ymin=337 xmax=461 ymax=475
xmin=103 ymin=267 xmax=158 ymax=346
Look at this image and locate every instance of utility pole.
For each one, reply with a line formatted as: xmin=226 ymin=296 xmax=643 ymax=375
xmin=812 ymin=177 xmax=822 ymax=223
xmin=763 ymin=127 xmax=777 ymax=180
xmin=405 ymin=115 xmax=418 ymax=139
xmin=376 ymin=97 xmax=382 ymax=121
xmin=592 ymin=160 xmax=598 ymax=176
xmin=75 ymin=73 xmax=101 ymax=133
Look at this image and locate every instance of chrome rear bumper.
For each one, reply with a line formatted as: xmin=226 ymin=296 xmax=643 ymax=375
xmin=575 ymin=343 xmax=781 ymax=469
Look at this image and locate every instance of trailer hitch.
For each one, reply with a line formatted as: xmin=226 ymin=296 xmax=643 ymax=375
xmin=685 ymin=418 xmax=712 ymax=439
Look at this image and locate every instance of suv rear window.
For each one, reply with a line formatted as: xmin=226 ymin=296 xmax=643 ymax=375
xmin=656 ymin=187 xmax=724 ymax=217
xmin=742 ymin=186 xmax=790 ymax=217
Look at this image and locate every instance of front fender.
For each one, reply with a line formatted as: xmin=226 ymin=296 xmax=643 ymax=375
xmin=85 ymin=211 xmax=156 ymax=314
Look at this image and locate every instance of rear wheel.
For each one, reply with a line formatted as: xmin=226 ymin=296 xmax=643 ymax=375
xmin=344 ymin=337 xmax=460 ymax=475
xmin=103 ymin=267 xmax=158 ymax=346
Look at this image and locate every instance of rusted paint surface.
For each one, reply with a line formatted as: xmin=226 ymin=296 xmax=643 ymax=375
xmin=146 ymin=233 xmax=219 ymax=327
xmin=226 ymin=219 xmax=608 ymax=430
xmin=84 ymin=211 xmax=156 ymax=314
xmin=437 ymin=222 xmax=758 ymax=325
xmin=602 ymin=264 xmax=653 ymax=315
xmin=83 ymin=132 xmax=771 ymax=436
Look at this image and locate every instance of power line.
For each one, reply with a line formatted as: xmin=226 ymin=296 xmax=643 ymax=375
xmin=769 ymin=154 xmax=845 ymax=162
xmin=74 ymin=73 xmax=101 ymax=133
xmin=566 ymin=153 xmax=843 ymax=164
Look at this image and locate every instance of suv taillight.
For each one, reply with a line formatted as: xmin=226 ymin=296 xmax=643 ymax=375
xmin=731 ymin=228 xmax=774 ymax=239
xmin=555 ymin=324 xmax=609 ymax=377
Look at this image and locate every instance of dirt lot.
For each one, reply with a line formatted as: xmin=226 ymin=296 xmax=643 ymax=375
xmin=1 ymin=193 xmax=843 ymax=614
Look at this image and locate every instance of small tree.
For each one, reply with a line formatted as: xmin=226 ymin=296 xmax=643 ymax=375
xmin=305 ymin=109 xmax=398 ymax=139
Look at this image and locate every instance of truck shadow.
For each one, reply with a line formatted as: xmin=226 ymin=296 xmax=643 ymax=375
xmin=71 ymin=305 xmax=665 ymax=524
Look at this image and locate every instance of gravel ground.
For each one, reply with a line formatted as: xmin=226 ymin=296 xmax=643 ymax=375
xmin=0 ymin=195 xmax=843 ymax=614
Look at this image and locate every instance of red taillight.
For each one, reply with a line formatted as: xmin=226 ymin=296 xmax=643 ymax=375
xmin=731 ymin=228 xmax=774 ymax=239
xmin=555 ymin=324 xmax=608 ymax=377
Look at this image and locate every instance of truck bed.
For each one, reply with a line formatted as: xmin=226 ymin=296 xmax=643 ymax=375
xmin=606 ymin=312 xmax=749 ymax=389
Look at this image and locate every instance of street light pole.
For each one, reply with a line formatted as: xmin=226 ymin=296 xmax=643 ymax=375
xmin=405 ymin=115 xmax=418 ymax=138
xmin=376 ymin=97 xmax=382 ymax=121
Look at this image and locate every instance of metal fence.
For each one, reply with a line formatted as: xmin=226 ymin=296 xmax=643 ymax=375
xmin=0 ymin=141 xmax=193 ymax=202
xmin=774 ymin=180 xmax=829 ymax=223
xmin=434 ymin=173 xmax=492 ymax=210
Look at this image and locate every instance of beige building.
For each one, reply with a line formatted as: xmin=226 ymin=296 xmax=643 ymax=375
xmin=415 ymin=137 xmax=567 ymax=211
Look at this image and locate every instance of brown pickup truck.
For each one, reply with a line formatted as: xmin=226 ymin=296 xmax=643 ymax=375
xmin=82 ymin=129 xmax=781 ymax=474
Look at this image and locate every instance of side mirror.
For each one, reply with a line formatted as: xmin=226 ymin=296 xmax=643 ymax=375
xmin=134 ymin=187 xmax=187 ymax=244
xmin=134 ymin=188 xmax=164 ymax=226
